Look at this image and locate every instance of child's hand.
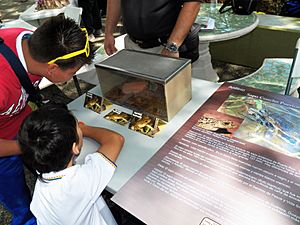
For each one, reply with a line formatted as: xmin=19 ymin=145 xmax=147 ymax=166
xmin=76 ymin=122 xmax=124 ymax=162
xmin=78 ymin=121 xmax=86 ymax=128
xmin=78 ymin=121 xmax=88 ymax=135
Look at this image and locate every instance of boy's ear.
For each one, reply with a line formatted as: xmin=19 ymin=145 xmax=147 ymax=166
xmin=72 ymin=142 xmax=80 ymax=155
xmin=46 ymin=63 xmax=59 ymax=79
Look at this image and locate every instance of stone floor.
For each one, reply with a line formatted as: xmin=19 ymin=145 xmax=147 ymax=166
xmin=0 ymin=1 xmax=257 ymax=225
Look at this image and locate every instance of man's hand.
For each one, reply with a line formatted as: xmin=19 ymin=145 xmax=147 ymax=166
xmin=161 ymin=48 xmax=180 ymax=58
xmin=104 ymin=34 xmax=118 ymax=55
xmin=104 ymin=0 xmax=121 ymax=55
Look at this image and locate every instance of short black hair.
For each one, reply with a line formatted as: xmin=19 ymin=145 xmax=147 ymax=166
xmin=28 ymin=15 xmax=94 ymax=70
xmin=18 ymin=104 xmax=79 ymax=181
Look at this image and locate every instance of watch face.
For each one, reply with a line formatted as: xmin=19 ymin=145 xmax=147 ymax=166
xmin=170 ymin=43 xmax=178 ymax=51
xmin=166 ymin=42 xmax=179 ymax=52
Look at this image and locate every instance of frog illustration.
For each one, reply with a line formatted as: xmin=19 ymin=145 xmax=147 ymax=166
xmin=197 ymin=114 xmax=236 ymax=131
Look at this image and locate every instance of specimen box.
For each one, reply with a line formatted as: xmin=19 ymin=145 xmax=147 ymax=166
xmin=95 ymin=49 xmax=191 ymax=121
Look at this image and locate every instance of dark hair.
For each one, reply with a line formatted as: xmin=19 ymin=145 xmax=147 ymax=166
xmin=28 ymin=15 xmax=94 ymax=70
xmin=18 ymin=104 xmax=79 ymax=182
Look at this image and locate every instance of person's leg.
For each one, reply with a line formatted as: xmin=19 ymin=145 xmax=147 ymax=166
xmin=93 ymin=0 xmax=103 ymax=34
xmin=0 ymin=156 xmax=36 ymax=225
xmin=78 ymin=0 xmax=95 ymax=35
xmin=99 ymin=0 xmax=107 ymax=16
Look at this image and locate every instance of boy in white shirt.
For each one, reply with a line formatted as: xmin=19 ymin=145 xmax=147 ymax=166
xmin=18 ymin=104 xmax=124 ymax=225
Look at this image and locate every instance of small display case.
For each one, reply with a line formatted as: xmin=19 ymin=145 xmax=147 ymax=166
xmin=95 ymin=49 xmax=192 ymax=121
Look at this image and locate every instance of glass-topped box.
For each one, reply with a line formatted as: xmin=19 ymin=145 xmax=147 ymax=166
xmin=95 ymin=49 xmax=191 ymax=121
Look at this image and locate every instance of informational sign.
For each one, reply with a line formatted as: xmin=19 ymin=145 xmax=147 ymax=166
xmin=112 ymin=82 xmax=300 ymax=225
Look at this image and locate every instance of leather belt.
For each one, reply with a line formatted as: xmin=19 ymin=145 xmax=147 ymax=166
xmin=129 ymin=35 xmax=168 ymax=49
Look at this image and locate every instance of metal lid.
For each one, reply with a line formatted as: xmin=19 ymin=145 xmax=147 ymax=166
xmin=95 ymin=49 xmax=190 ymax=83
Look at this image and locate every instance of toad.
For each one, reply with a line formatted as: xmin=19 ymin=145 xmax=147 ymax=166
xmin=131 ymin=116 xmax=152 ymax=131
xmin=85 ymin=98 xmax=103 ymax=112
xmin=105 ymin=113 xmax=130 ymax=123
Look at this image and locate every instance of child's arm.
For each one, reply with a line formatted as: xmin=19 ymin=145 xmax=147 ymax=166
xmin=0 ymin=139 xmax=21 ymax=157
xmin=79 ymin=123 xmax=124 ymax=163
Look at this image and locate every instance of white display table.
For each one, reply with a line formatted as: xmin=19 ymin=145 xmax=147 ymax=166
xmin=68 ymin=79 xmax=221 ymax=194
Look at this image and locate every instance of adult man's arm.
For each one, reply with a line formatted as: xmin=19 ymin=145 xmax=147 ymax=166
xmin=0 ymin=139 xmax=21 ymax=157
xmin=161 ymin=1 xmax=200 ymax=58
xmin=104 ymin=0 xmax=122 ymax=55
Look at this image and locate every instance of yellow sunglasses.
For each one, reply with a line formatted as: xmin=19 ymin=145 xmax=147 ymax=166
xmin=48 ymin=28 xmax=90 ymax=64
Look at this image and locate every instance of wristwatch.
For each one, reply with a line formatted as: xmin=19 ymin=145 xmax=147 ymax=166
xmin=164 ymin=41 xmax=179 ymax=53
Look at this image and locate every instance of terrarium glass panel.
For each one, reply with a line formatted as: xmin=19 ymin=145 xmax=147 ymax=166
xmin=96 ymin=50 xmax=191 ymax=121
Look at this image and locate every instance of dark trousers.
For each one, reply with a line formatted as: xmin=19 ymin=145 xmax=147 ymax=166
xmin=0 ymin=155 xmax=36 ymax=225
xmin=78 ymin=0 xmax=102 ymax=35
xmin=99 ymin=0 xmax=107 ymax=16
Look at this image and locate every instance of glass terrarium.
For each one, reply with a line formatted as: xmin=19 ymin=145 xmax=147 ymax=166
xmin=95 ymin=49 xmax=191 ymax=121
